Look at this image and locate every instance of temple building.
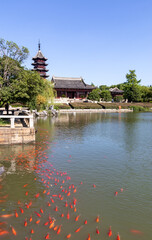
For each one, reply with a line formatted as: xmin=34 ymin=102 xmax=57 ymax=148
xmin=51 ymin=76 xmax=95 ymax=98
xmin=109 ymin=87 xmax=124 ymax=99
xmin=32 ymin=43 xmax=49 ymax=78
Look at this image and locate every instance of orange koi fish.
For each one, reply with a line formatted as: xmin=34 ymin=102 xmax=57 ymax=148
xmin=74 ymin=207 xmax=77 ymax=212
xmin=11 ymin=226 xmax=17 ymax=235
xmin=96 ymin=228 xmax=100 ymax=234
xmin=0 ymin=213 xmax=14 ymax=218
xmin=20 ymin=207 xmax=24 ymax=214
xmin=53 ymin=225 xmax=58 ymax=231
xmin=25 ymin=191 xmax=28 ymax=196
xmin=75 ymin=215 xmax=80 ymax=221
xmin=45 ymin=233 xmax=50 ymax=239
xmin=65 ymin=201 xmax=68 ymax=207
xmin=66 ymin=233 xmax=71 ymax=238
xmin=23 ymin=184 xmax=28 ymax=188
xmin=36 ymin=219 xmax=40 ymax=224
xmin=54 ymin=206 xmax=58 ymax=211
xmin=95 ymin=216 xmax=99 ymax=222
xmin=40 ymin=208 xmax=44 ymax=214
xmin=75 ymin=226 xmax=82 ymax=233
xmin=67 ymin=212 xmax=70 ymax=220
xmin=116 ymin=233 xmax=120 ymax=240
xmin=34 ymin=211 xmax=41 ymax=218
xmin=35 ymin=193 xmax=40 ymax=198
xmin=31 ymin=229 xmax=34 ymax=234
xmin=61 ymin=213 xmax=64 ymax=217
xmin=24 ymin=219 xmax=27 ymax=227
xmin=57 ymin=225 xmax=61 ymax=234
xmin=84 ymin=220 xmax=87 ymax=224
xmin=108 ymin=226 xmax=112 ymax=237
xmin=130 ymin=229 xmax=143 ymax=235
xmin=87 ymin=233 xmax=91 ymax=240
xmin=44 ymin=221 xmax=49 ymax=226
xmin=15 ymin=211 xmax=18 ymax=218
xmin=49 ymin=221 xmax=55 ymax=229
xmin=29 ymin=216 xmax=33 ymax=222
xmin=0 ymin=230 xmax=9 ymax=236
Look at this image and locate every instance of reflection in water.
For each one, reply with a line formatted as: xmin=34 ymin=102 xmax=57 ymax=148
xmin=0 ymin=113 xmax=151 ymax=240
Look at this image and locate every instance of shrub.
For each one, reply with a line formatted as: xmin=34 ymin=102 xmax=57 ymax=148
xmin=69 ymin=102 xmax=102 ymax=109
xmin=113 ymin=95 xmax=123 ymax=102
xmin=100 ymin=90 xmax=112 ymax=102
xmin=87 ymin=89 xmax=101 ymax=101
xmin=54 ymin=104 xmax=71 ymax=110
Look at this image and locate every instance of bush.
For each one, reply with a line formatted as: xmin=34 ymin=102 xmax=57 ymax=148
xmin=54 ymin=104 xmax=71 ymax=110
xmin=69 ymin=102 xmax=102 ymax=109
xmin=113 ymin=95 xmax=123 ymax=102
xmin=100 ymin=90 xmax=112 ymax=102
xmin=87 ymin=89 xmax=101 ymax=101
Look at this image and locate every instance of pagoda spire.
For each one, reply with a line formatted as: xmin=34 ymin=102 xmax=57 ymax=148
xmin=32 ymin=43 xmax=49 ymax=79
xmin=38 ymin=40 xmax=40 ymax=51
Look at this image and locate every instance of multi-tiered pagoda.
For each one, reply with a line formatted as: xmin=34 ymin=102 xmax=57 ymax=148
xmin=32 ymin=43 xmax=49 ymax=78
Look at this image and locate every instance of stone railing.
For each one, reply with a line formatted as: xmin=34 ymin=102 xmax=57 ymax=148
xmin=0 ymin=115 xmax=34 ymax=128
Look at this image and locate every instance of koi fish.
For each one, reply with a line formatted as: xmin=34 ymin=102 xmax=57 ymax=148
xmin=25 ymin=191 xmax=28 ymax=196
xmin=75 ymin=215 xmax=80 ymax=221
xmin=96 ymin=228 xmax=100 ymax=234
xmin=74 ymin=207 xmax=77 ymax=212
xmin=54 ymin=206 xmax=58 ymax=211
xmin=40 ymin=208 xmax=43 ymax=214
xmin=36 ymin=219 xmax=40 ymax=224
xmin=114 ymin=191 xmax=118 ymax=196
xmin=57 ymin=225 xmax=61 ymax=234
xmin=0 ymin=230 xmax=9 ymax=236
xmin=116 ymin=233 xmax=120 ymax=240
xmin=108 ymin=226 xmax=112 ymax=237
xmin=66 ymin=233 xmax=71 ymax=238
xmin=24 ymin=219 xmax=27 ymax=227
xmin=23 ymin=184 xmax=28 ymax=188
xmin=93 ymin=184 xmax=96 ymax=188
xmin=130 ymin=229 xmax=143 ymax=235
xmin=87 ymin=233 xmax=91 ymax=240
xmin=75 ymin=226 xmax=82 ymax=233
xmin=95 ymin=216 xmax=99 ymax=222
xmin=34 ymin=212 xmax=41 ymax=218
xmin=15 ymin=211 xmax=18 ymax=218
xmin=29 ymin=216 xmax=33 ymax=222
xmin=19 ymin=207 xmax=24 ymax=214
xmin=0 ymin=213 xmax=14 ymax=218
xmin=53 ymin=225 xmax=58 ymax=231
xmin=35 ymin=193 xmax=40 ymax=198
xmin=61 ymin=213 xmax=64 ymax=217
xmin=31 ymin=229 xmax=34 ymax=234
xmin=84 ymin=220 xmax=87 ymax=224
xmin=65 ymin=201 xmax=68 ymax=207
xmin=67 ymin=212 xmax=70 ymax=219
xmin=45 ymin=233 xmax=50 ymax=239
xmin=11 ymin=226 xmax=17 ymax=235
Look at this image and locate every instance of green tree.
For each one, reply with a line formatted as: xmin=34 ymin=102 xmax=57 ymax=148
xmin=100 ymin=90 xmax=112 ymax=102
xmin=87 ymin=88 xmax=101 ymax=101
xmin=123 ymin=70 xmax=141 ymax=102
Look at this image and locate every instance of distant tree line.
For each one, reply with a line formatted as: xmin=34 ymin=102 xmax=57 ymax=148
xmin=0 ymin=39 xmax=55 ymax=110
xmin=88 ymin=70 xmax=152 ymax=102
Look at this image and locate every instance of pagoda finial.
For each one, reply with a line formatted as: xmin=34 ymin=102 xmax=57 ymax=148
xmin=38 ymin=40 xmax=40 ymax=51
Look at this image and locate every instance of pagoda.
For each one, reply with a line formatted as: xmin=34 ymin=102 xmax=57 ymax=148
xmin=32 ymin=42 xmax=49 ymax=78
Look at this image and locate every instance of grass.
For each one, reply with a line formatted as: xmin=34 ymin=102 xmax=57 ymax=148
xmin=69 ymin=102 xmax=102 ymax=109
xmin=0 ymin=118 xmax=10 ymax=126
xmin=54 ymin=104 xmax=71 ymax=110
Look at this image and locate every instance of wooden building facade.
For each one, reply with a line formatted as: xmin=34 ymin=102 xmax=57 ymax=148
xmin=51 ymin=76 xmax=95 ymax=98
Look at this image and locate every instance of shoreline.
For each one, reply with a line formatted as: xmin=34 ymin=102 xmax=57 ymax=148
xmin=58 ymin=109 xmax=133 ymax=113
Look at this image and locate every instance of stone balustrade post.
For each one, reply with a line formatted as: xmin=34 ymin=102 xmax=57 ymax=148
xmin=29 ymin=116 xmax=34 ymax=128
xmin=10 ymin=117 xmax=15 ymax=128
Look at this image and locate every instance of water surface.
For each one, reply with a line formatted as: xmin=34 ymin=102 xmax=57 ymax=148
xmin=0 ymin=112 xmax=152 ymax=240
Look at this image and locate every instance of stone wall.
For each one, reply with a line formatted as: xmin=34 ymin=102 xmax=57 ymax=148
xmin=0 ymin=128 xmax=35 ymax=145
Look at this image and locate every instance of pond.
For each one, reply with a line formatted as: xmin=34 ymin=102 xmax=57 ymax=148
xmin=0 ymin=112 xmax=152 ymax=240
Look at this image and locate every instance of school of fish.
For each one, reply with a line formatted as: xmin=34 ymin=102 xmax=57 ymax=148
xmin=0 ymin=128 xmax=142 ymax=239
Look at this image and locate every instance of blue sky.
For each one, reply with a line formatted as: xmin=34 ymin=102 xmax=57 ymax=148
xmin=1 ymin=0 xmax=152 ymax=86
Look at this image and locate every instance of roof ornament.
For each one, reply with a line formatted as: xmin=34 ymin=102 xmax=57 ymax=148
xmin=38 ymin=40 xmax=40 ymax=51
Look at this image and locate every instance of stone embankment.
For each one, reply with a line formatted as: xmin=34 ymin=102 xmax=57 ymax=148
xmin=58 ymin=109 xmax=133 ymax=113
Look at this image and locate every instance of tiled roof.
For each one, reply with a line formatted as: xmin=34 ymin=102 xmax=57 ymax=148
xmin=52 ymin=76 xmax=95 ymax=90
xmin=109 ymin=87 xmax=124 ymax=93
xmin=32 ymin=50 xmax=47 ymax=60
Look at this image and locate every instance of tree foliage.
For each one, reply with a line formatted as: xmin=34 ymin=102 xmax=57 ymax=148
xmin=100 ymin=90 xmax=112 ymax=102
xmin=0 ymin=39 xmax=55 ymax=109
xmin=123 ymin=70 xmax=141 ymax=102
xmin=87 ymin=88 xmax=101 ymax=101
